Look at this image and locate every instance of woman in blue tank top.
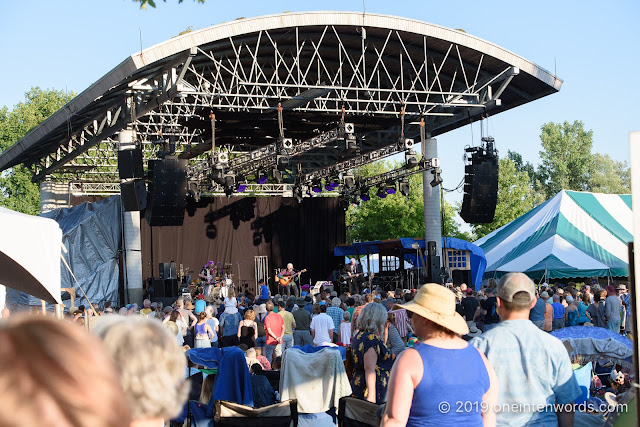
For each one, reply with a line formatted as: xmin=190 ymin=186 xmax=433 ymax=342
xmin=381 ymin=283 xmax=498 ymax=426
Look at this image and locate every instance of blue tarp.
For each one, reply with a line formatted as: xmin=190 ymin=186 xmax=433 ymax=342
xmin=334 ymin=237 xmax=486 ymax=288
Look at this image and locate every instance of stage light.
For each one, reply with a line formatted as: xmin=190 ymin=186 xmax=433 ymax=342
xmin=399 ymin=179 xmax=410 ymax=196
xmin=430 ymin=168 xmax=443 ymax=187
xmin=344 ymin=134 xmax=358 ymax=151
xmin=257 ymin=170 xmax=268 ymax=184
xmin=360 ymin=187 xmax=371 ymax=202
xmin=405 ymin=150 xmax=419 ymax=168
xmin=343 ymin=174 xmax=355 ymax=189
xmin=276 ymin=155 xmax=289 ymax=171
xmin=397 ymin=137 xmax=415 ymax=151
xmin=385 ymin=181 xmax=396 ymax=195
xmin=272 ymin=168 xmax=283 ymax=184
xmin=311 ymin=178 xmax=323 ymax=193
xmin=377 ymin=186 xmax=387 ymax=198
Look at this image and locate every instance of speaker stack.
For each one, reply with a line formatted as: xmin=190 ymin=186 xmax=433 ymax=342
xmin=144 ymin=156 xmax=187 ymax=226
xmin=460 ymin=146 xmax=499 ymax=224
xmin=118 ymin=148 xmax=147 ymax=211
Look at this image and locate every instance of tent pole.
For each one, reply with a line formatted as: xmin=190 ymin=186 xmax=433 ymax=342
xmin=41 ymin=299 xmax=45 ymax=315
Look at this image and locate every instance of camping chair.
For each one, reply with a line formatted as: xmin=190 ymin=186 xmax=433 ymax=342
xmin=213 ymin=399 xmax=298 ymax=427
xmin=337 ymin=396 xmax=383 ymax=427
xmin=255 ymin=369 xmax=281 ymax=393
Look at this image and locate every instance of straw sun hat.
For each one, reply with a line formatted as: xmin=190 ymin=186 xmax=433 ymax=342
xmin=396 ymin=283 xmax=469 ymax=336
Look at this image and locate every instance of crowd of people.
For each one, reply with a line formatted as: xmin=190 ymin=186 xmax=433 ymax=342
xmin=0 ymin=273 xmax=633 ymax=426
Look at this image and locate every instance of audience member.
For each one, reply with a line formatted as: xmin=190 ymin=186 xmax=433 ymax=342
xmin=310 ymin=304 xmax=334 ymax=346
xmin=264 ymin=301 xmax=284 ymax=364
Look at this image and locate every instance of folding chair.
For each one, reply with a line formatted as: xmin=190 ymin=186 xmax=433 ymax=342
xmin=213 ymin=399 xmax=298 ymax=427
xmin=337 ymin=396 xmax=383 ymax=427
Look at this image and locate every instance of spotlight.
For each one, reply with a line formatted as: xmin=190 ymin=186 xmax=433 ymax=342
xmin=376 ymin=186 xmax=387 ymax=198
xmin=405 ymin=150 xmax=419 ymax=168
xmin=257 ymin=170 xmax=268 ymax=184
xmin=397 ymin=137 xmax=415 ymax=151
xmin=278 ymin=137 xmax=294 ymax=154
xmin=360 ymin=187 xmax=371 ymax=202
xmin=385 ymin=181 xmax=396 ymax=195
xmin=311 ymin=179 xmax=323 ymax=193
xmin=399 ymin=179 xmax=410 ymax=196
xmin=430 ymin=168 xmax=443 ymax=187
xmin=343 ymin=174 xmax=355 ymax=189
xmin=345 ymin=134 xmax=358 ymax=151
xmin=272 ymin=168 xmax=283 ymax=184
xmin=217 ymin=152 xmax=229 ymax=164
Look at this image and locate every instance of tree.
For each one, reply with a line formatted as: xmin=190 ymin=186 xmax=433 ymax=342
xmin=537 ymin=120 xmax=594 ymax=199
xmin=441 ymin=198 xmax=474 ymax=242
xmin=346 ymin=161 xmax=472 ymax=243
xmin=588 ymin=153 xmax=630 ymax=194
xmin=0 ymin=87 xmax=75 ymax=214
xmin=472 ymin=156 xmax=542 ymax=239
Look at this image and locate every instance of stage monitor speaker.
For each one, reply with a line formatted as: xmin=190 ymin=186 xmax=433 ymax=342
xmin=121 ymin=179 xmax=147 ymax=211
xmin=145 ymin=157 xmax=187 ymax=226
xmin=427 ymin=241 xmax=437 ymax=257
xmin=164 ymin=279 xmax=178 ymax=298
xmin=460 ymin=152 xmax=498 ymax=224
xmin=118 ymin=148 xmax=144 ymax=179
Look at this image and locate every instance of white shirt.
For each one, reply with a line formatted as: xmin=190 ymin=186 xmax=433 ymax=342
xmin=310 ymin=313 xmax=334 ymax=346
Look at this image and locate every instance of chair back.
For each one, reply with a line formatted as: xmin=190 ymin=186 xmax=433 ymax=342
xmin=213 ymin=399 xmax=298 ymax=427
xmin=337 ymin=396 xmax=382 ymax=427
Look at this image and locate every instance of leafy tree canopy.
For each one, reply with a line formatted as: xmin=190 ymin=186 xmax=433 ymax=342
xmin=0 ymin=87 xmax=75 ymax=214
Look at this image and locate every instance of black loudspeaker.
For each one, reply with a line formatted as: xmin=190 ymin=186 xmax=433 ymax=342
xmin=118 ymin=148 xmax=144 ymax=179
xmin=121 ymin=179 xmax=147 ymax=211
xmin=145 ymin=157 xmax=187 ymax=226
xmin=158 ymin=262 xmax=176 ymax=280
xmin=151 ymin=279 xmax=165 ymax=297
xmin=427 ymin=241 xmax=437 ymax=257
xmin=164 ymin=279 xmax=178 ymax=298
xmin=428 ymin=255 xmax=441 ymax=283
xmin=460 ymin=151 xmax=499 ymax=224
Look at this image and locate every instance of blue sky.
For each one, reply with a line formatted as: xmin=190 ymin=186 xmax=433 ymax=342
xmin=1 ymin=0 xmax=638 ymax=214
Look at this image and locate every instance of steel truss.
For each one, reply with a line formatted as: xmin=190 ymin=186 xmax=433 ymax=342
xmin=28 ymin=22 xmax=526 ymax=196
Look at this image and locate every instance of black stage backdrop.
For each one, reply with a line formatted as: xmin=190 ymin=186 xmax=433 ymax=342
xmin=140 ymin=196 xmax=345 ymax=295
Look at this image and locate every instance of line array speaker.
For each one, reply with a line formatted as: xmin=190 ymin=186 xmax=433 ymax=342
xmin=145 ymin=157 xmax=187 ymax=226
xmin=117 ymin=148 xmax=144 ymax=179
xmin=460 ymin=151 xmax=499 ymax=224
xmin=121 ymin=179 xmax=147 ymax=212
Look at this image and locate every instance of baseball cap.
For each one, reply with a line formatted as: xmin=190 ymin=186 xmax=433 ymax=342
xmin=496 ymin=272 xmax=535 ymax=303
xmin=465 ymin=288 xmax=473 ymax=295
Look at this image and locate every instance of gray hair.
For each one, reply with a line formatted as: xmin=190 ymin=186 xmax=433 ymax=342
xmin=356 ymin=303 xmax=388 ymax=337
xmin=92 ymin=316 xmax=189 ymax=421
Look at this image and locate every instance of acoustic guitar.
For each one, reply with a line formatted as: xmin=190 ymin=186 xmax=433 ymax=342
xmin=277 ymin=269 xmax=307 ymax=287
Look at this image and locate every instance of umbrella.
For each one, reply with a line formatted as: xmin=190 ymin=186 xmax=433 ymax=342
xmin=0 ymin=207 xmax=62 ymax=304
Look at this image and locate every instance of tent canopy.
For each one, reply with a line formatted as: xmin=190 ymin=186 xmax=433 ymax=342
xmin=0 ymin=207 xmax=62 ymax=304
xmin=475 ymin=190 xmax=632 ymax=280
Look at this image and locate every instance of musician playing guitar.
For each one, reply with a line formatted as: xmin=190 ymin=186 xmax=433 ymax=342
xmin=277 ymin=263 xmax=304 ymax=298
xmin=199 ymin=261 xmax=216 ymax=299
xmin=343 ymin=258 xmax=360 ymax=295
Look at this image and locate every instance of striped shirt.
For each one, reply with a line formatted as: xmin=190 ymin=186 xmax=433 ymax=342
xmin=388 ymin=309 xmax=409 ymax=337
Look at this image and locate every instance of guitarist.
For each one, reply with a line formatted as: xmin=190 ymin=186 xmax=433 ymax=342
xmin=343 ymin=258 xmax=360 ymax=295
xmin=277 ymin=263 xmax=301 ymax=298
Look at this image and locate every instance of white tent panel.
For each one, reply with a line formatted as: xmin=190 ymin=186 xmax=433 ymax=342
xmin=593 ymin=193 xmax=633 ymax=233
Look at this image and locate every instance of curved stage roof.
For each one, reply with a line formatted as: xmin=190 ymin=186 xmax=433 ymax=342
xmin=0 ymin=11 xmax=561 ymax=190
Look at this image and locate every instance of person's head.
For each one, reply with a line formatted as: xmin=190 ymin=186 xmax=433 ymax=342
xmin=250 ymin=363 xmax=263 ymax=374
xmin=460 ymin=283 xmax=467 ymax=292
xmin=245 ymin=347 xmax=257 ymax=359
xmin=607 ymin=285 xmax=616 ymax=296
xmin=277 ymin=300 xmax=285 ymax=310
xmin=169 ymin=310 xmax=181 ymax=323
xmin=346 ymin=297 xmax=355 ymax=307
xmin=175 ymin=298 xmax=184 ymax=309
xmin=540 ymin=291 xmax=549 ymax=300
xmin=0 ymin=315 xmax=131 ymax=427
xmin=331 ymin=297 xmax=342 ymax=307
xmin=266 ymin=301 xmax=274 ymax=313
xmin=200 ymin=374 xmax=216 ymax=405
xmin=594 ymin=292 xmax=601 ymax=303
xmin=343 ymin=311 xmax=351 ymax=322
xmin=93 ymin=317 xmax=189 ymax=422
xmin=312 ymin=303 xmax=320 ymax=315
xmin=364 ymin=293 xmax=375 ymax=304
xmin=320 ymin=304 xmax=327 ymax=313
xmin=244 ymin=309 xmax=256 ymax=321
xmin=228 ymin=288 xmax=236 ymax=298
xmin=565 ymin=295 xmax=575 ymax=305
xmin=582 ymin=292 xmax=591 ymax=304
xmin=397 ymin=283 xmax=468 ymax=340
xmin=287 ymin=263 xmax=293 ymax=270
xmin=553 ymin=294 xmax=560 ymax=303
xmin=143 ymin=299 xmax=151 ymax=308
xmin=272 ymin=356 xmax=282 ymax=370
xmin=199 ymin=311 xmax=207 ymax=321
xmin=356 ymin=301 xmax=389 ymax=337
xmin=205 ymin=305 xmax=215 ymax=317
xmin=350 ymin=258 xmax=356 ymax=266
xmin=496 ymin=273 xmax=536 ymax=317
xmin=286 ymin=299 xmax=294 ymax=310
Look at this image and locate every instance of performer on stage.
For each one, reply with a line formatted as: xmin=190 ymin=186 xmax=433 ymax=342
xmin=277 ymin=263 xmax=301 ymax=298
xmin=199 ymin=261 xmax=216 ymax=299
xmin=343 ymin=258 xmax=359 ymax=295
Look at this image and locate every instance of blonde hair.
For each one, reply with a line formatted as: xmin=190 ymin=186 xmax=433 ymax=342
xmin=0 ymin=316 xmax=131 ymax=427
xmin=93 ymin=316 xmax=189 ymax=421
xmin=244 ymin=309 xmax=256 ymax=321
xmin=228 ymin=288 xmax=236 ymax=298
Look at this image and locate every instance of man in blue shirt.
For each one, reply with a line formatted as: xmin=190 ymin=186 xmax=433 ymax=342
xmin=257 ymin=279 xmax=270 ymax=304
xmin=529 ymin=290 xmax=546 ymax=330
xmin=471 ymin=272 xmax=580 ymax=426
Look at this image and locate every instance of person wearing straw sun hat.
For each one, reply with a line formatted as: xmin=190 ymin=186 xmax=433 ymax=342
xmin=381 ymin=283 xmax=498 ymax=426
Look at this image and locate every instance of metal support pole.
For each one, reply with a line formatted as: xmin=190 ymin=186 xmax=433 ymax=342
xmin=422 ymin=136 xmax=442 ymax=264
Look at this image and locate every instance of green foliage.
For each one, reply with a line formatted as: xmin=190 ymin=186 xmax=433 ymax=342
xmin=346 ymin=161 xmax=472 ymax=243
xmin=588 ymin=153 xmax=630 ymax=194
xmin=537 ymin=120 xmax=594 ymax=199
xmin=136 ymin=0 xmax=205 ymax=9
xmin=472 ymin=157 xmax=543 ymax=240
xmin=0 ymin=87 xmax=75 ymax=214
xmin=442 ymin=198 xmax=474 ymax=242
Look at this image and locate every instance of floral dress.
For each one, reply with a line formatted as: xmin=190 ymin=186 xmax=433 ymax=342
xmin=350 ymin=331 xmax=393 ymax=403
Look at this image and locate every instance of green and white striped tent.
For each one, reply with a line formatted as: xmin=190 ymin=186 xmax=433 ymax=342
xmin=475 ymin=190 xmax=633 ymax=280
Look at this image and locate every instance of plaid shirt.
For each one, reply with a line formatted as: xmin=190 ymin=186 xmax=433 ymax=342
xmin=326 ymin=306 xmax=344 ymax=333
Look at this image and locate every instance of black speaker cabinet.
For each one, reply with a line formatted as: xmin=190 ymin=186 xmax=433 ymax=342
xmin=121 ymin=179 xmax=147 ymax=211
xmin=118 ymin=148 xmax=144 ymax=179
xmin=427 ymin=241 xmax=437 ymax=257
xmin=145 ymin=157 xmax=187 ymax=226
xmin=460 ymin=153 xmax=499 ymax=224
